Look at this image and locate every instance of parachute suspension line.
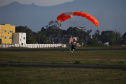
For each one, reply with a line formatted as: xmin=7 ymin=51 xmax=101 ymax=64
xmin=69 ymin=17 xmax=76 ymax=28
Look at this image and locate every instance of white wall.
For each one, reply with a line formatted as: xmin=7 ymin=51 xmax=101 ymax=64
xmin=0 ymin=44 xmax=66 ymax=48
xmin=19 ymin=33 xmax=26 ymax=45
xmin=13 ymin=33 xmax=26 ymax=45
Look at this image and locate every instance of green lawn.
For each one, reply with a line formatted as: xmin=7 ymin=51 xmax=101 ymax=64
xmin=0 ymin=50 xmax=126 ymax=84
xmin=0 ymin=67 xmax=126 ymax=84
xmin=0 ymin=50 xmax=126 ymax=65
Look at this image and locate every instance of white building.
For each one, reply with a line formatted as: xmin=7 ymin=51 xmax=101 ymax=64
xmin=12 ymin=33 xmax=26 ymax=45
xmin=104 ymin=42 xmax=109 ymax=46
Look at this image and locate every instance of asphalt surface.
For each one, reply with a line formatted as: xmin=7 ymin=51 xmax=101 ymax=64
xmin=0 ymin=47 xmax=126 ymax=51
xmin=0 ymin=62 xmax=126 ymax=69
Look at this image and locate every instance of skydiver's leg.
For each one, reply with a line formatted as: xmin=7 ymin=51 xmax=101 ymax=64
xmin=70 ymin=49 xmax=72 ymax=52
xmin=71 ymin=48 xmax=74 ymax=53
xmin=70 ymin=48 xmax=72 ymax=53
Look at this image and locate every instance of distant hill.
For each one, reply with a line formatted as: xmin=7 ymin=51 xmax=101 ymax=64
xmin=0 ymin=1 xmax=57 ymax=31
xmin=0 ymin=0 xmax=126 ymax=34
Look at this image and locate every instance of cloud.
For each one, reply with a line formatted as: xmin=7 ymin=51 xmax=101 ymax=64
xmin=0 ymin=0 xmax=74 ymax=7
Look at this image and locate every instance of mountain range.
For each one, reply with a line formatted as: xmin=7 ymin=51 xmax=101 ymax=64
xmin=0 ymin=0 xmax=126 ymax=34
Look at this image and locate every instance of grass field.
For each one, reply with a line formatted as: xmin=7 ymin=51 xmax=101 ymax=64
xmin=0 ymin=67 xmax=126 ymax=84
xmin=0 ymin=50 xmax=126 ymax=65
xmin=0 ymin=50 xmax=126 ymax=84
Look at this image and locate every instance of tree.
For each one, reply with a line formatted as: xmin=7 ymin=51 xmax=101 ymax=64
xmin=87 ymin=39 xmax=100 ymax=46
xmin=41 ymin=27 xmax=46 ymax=33
xmin=93 ymin=30 xmax=100 ymax=40
xmin=121 ymin=32 xmax=126 ymax=45
xmin=48 ymin=20 xmax=61 ymax=28
xmin=100 ymin=30 xmax=121 ymax=45
xmin=122 ymin=32 xmax=126 ymax=40
xmin=35 ymin=31 xmax=48 ymax=44
xmin=16 ymin=26 xmax=37 ymax=44
xmin=66 ymin=27 xmax=81 ymax=36
xmin=45 ymin=20 xmax=62 ymax=37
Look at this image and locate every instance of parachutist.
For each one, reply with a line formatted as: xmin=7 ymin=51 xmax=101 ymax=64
xmin=69 ymin=36 xmax=76 ymax=53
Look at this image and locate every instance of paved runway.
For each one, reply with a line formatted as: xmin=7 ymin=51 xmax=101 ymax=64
xmin=0 ymin=47 xmax=126 ymax=51
xmin=0 ymin=62 xmax=126 ymax=69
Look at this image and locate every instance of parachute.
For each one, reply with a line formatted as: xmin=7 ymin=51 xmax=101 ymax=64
xmin=57 ymin=11 xmax=99 ymax=27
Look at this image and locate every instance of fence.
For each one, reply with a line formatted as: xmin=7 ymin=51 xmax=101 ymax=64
xmin=0 ymin=44 xmax=66 ymax=48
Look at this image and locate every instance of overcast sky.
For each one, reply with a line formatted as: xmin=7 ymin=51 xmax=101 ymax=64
xmin=0 ymin=0 xmax=74 ymax=7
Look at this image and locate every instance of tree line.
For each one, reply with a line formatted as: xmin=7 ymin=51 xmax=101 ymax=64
xmin=16 ymin=21 xmax=126 ymax=46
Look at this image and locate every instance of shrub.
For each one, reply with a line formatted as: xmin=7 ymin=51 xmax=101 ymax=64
xmin=74 ymin=60 xmax=81 ymax=64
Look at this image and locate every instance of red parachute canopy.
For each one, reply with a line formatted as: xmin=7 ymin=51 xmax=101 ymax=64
xmin=57 ymin=11 xmax=99 ymax=27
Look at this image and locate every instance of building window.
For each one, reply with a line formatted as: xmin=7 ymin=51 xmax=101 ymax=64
xmin=9 ymin=37 xmax=12 ymax=39
xmin=4 ymin=30 xmax=7 ymax=32
xmin=4 ymin=36 xmax=6 ymax=39
xmin=9 ymin=30 xmax=13 ymax=33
